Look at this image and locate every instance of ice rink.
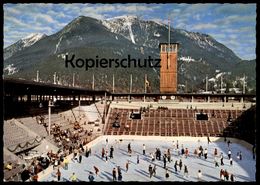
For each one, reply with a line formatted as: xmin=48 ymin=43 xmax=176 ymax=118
xmin=40 ymin=136 xmax=255 ymax=182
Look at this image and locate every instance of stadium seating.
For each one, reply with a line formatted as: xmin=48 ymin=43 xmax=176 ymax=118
xmin=104 ymin=108 xmax=244 ymax=137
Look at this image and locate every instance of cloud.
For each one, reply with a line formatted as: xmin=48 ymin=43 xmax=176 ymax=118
xmin=35 ymin=14 xmax=56 ymax=24
xmin=214 ymin=4 xmax=256 ymax=15
xmin=191 ymin=23 xmax=217 ymax=30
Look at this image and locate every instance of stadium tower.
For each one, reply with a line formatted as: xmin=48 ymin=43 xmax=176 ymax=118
xmin=160 ymin=18 xmax=179 ymax=93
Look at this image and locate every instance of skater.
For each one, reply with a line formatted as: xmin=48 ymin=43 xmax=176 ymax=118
xmin=56 ymin=168 xmax=61 ymax=181
xmin=207 ymin=135 xmax=211 ymax=144
xmin=64 ymin=157 xmax=69 ymax=170
xmin=230 ymin=157 xmax=233 ymax=166
xmin=158 ymin=148 xmax=161 ymax=160
xmin=230 ymin=173 xmax=235 ymax=182
xmin=204 ymin=148 xmax=208 ymax=160
xmin=94 ymin=166 xmax=99 ymax=176
xmin=227 ymin=140 xmax=231 ymax=148
xmin=220 ymin=153 xmax=224 ymax=166
xmin=152 ymin=165 xmax=157 ymax=176
xmin=176 ymin=140 xmax=179 ymax=149
xmin=73 ymin=148 xmax=78 ymax=161
xmin=174 ymin=160 xmax=178 ymax=173
xmin=110 ymin=146 xmax=114 ymax=159
xmin=185 ymin=148 xmax=189 ymax=158
xmin=117 ymin=166 xmax=122 ymax=181
xmin=220 ymin=169 xmax=225 ymax=181
xmin=112 ymin=168 xmax=117 ymax=181
xmin=198 ymin=148 xmax=202 ymax=158
xmin=148 ymin=164 xmax=153 ymax=178
xmin=163 ymin=154 xmax=167 ymax=169
xmin=105 ymin=150 xmax=108 ymax=162
xmin=194 ymin=148 xmax=198 ymax=156
xmin=214 ymin=148 xmax=218 ymax=157
xmin=106 ymin=138 xmax=108 ymax=145
xmin=167 ymin=149 xmax=171 ymax=162
xmin=228 ymin=149 xmax=232 ymax=160
xmin=126 ymin=160 xmax=129 ymax=172
xmin=197 ymin=170 xmax=202 ymax=181
xmin=179 ymin=159 xmax=183 ymax=171
xmin=78 ymin=152 xmax=82 ymax=163
xmin=239 ymin=151 xmax=242 ymax=160
xmin=128 ymin=143 xmax=131 ymax=154
xmin=137 ymin=154 xmax=139 ymax=164
xmin=85 ymin=147 xmax=89 ymax=158
xmin=215 ymin=157 xmax=219 ymax=167
xmin=224 ymin=170 xmax=229 ymax=181
xmin=102 ymin=147 xmax=105 ymax=158
xmin=181 ymin=146 xmax=185 ymax=155
xmin=253 ymin=145 xmax=256 ymax=159
xmin=88 ymin=172 xmax=95 ymax=182
xmin=184 ymin=165 xmax=188 ymax=177
xmin=69 ymin=172 xmax=77 ymax=182
xmin=165 ymin=168 xmax=170 ymax=178
xmin=150 ymin=153 xmax=155 ymax=162
xmin=143 ymin=144 xmax=146 ymax=155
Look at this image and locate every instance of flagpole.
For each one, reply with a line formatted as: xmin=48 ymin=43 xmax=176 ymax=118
xmin=112 ymin=74 xmax=115 ymax=93
xmin=92 ymin=74 xmax=95 ymax=90
xmin=144 ymin=74 xmax=147 ymax=93
xmin=72 ymin=73 xmax=75 ymax=87
xmin=130 ymin=74 xmax=132 ymax=93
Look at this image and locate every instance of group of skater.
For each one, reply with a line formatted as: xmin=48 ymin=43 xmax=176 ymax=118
xmin=51 ymin=137 xmax=250 ymax=182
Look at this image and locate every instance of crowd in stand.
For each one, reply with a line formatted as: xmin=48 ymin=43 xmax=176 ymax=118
xmin=4 ymin=111 xmax=98 ymax=182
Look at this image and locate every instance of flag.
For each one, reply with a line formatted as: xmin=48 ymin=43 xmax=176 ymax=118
xmin=145 ymin=79 xmax=150 ymax=87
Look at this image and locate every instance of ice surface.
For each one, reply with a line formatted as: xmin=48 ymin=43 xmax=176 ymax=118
xmin=40 ymin=136 xmax=255 ymax=182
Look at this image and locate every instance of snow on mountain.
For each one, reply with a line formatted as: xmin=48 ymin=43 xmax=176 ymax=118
xmin=4 ymin=33 xmax=47 ymax=60
xmin=102 ymin=15 xmax=138 ymax=44
xmin=21 ymin=33 xmax=46 ymax=47
xmin=154 ymin=32 xmax=160 ymax=37
xmin=179 ymin=56 xmax=195 ymax=62
xmin=4 ymin=64 xmax=18 ymax=75
xmin=54 ymin=36 xmax=63 ymax=54
xmin=216 ymin=72 xmax=226 ymax=79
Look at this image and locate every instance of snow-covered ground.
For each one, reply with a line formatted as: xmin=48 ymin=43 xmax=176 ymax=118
xmin=40 ymin=136 xmax=255 ymax=182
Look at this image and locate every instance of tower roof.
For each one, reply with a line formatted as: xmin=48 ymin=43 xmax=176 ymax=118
xmin=159 ymin=43 xmax=179 ymax=48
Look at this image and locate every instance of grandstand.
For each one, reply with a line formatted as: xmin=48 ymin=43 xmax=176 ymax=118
xmin=3 ymin=78 xmax=256 ymax=182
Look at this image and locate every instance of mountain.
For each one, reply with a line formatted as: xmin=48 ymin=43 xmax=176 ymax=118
xmin=3 ymin=16 xmax=255 ymax=93
xmin=4 ymin=33 xmax=47 ymax=60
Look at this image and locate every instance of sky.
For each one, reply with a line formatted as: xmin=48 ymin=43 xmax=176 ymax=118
xmin=3 ymin=3 xmax=256 ymax=60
